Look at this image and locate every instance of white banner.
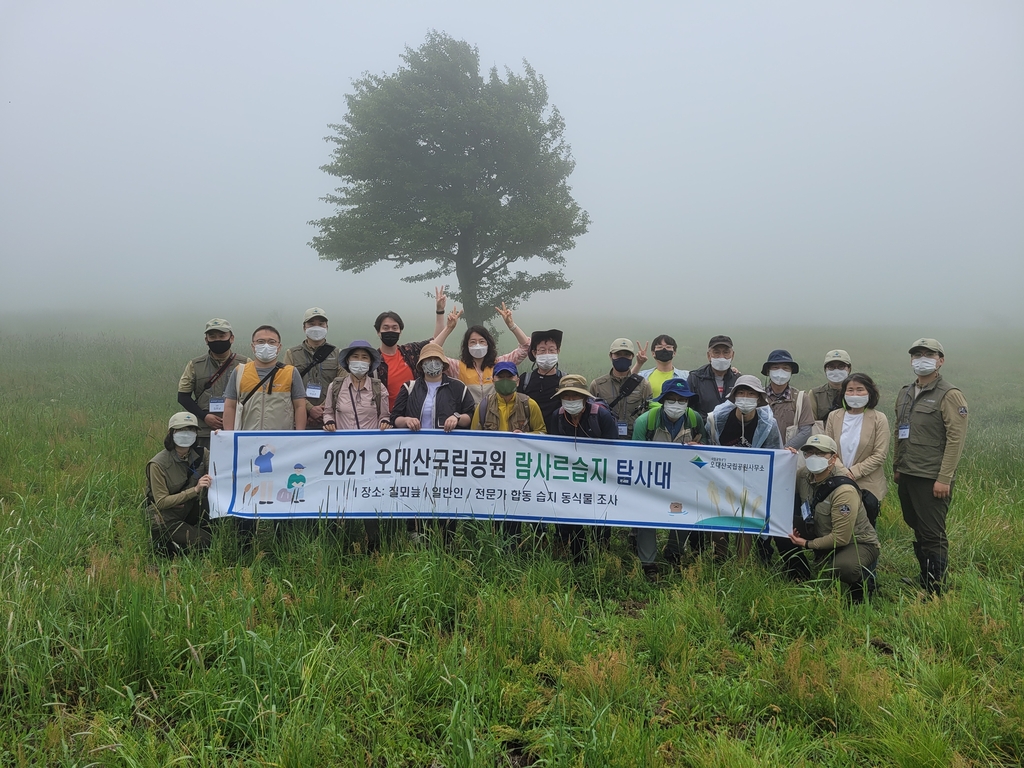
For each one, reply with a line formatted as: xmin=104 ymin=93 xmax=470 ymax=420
xmin=209 ymin=430 xmax=797 ymax=537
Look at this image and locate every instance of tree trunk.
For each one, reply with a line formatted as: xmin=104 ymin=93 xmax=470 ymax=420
xmin=454 ymin=236 xmax=484 ymax=328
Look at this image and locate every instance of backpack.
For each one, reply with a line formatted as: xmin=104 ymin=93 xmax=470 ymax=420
xmin=809 ymin=475 xmax=880 ymax=528
xmin=478 ymin=393 xmax=537 ymax=433
xmin=645 ymin=405 xmax=702 ymax=441
xmin=328 ymin=373 xmax=382 ymax=422
xmin=558 ymin=400 xmax=611 ymax=436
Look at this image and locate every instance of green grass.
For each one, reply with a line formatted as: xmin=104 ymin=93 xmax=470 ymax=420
xmin=1 ymin=324 xmax=1023 ymax=766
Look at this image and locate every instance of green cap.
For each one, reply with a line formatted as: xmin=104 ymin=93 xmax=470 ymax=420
xmin=204 ymin=318 xmax=232 ymax=333
xmin=909 ymin=338 xmax=944 ymax=355
xmin=802 ymin=434 xmax=838 ymax=454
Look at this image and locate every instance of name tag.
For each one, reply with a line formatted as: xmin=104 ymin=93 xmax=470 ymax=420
xmin=305 ymin=383 xmax=322 ymax=399
xmin=208 ymin=397 xmax=225 ymax=413
xmin=898 ymin=424 xmax=910 ymax=439
xmin=617 ymin=421 xmax=628 ymax=437
xmin=800 ymin=501 xmax=812 ymax=521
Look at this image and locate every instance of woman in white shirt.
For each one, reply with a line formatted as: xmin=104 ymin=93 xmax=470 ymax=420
xmin=825 ymin=373 xmax=890 ymax=502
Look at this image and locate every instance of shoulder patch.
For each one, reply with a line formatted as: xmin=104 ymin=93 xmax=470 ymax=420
xmin=838 ymin=504 xmax=851 ymax=515
xmin=958 ymin=406 xmax=968 ymax=417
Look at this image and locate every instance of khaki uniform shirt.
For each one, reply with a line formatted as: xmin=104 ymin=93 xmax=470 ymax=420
xmin=284 ymin=340 xmax=342 ymax=410
xmin=589 ymin=372 xmax=652 ymax=438
xmin=893 ymin=375 xmax=968 ymax=484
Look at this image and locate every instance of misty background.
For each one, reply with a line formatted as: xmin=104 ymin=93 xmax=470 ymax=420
xmin=2 ymin=0 xmax=1022 ymax=339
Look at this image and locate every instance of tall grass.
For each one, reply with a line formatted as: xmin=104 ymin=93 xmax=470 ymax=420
xmin=1 ymin=326 xmax=1022 ymax=766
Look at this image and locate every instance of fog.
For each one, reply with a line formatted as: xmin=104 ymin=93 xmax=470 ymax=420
xmin=2 ymin=0 xmax=1022 ymax=334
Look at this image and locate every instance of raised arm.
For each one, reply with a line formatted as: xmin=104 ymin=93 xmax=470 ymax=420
xmin=494 ymin=302 xmax=530 ymax=348
xmin=432 ymin=306 xmax=463 ymax=348
xmin=433 ymin=285 xmax=448 ymax=339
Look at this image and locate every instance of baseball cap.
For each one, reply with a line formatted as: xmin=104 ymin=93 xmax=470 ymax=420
xmin=168 ymin=412 xmax=199 ymax=430
xmin=654 ymin=378 xmax=695 ymax=402
xmin=708 ymin=335 xmax=733 ymax=349
xmin=909 ymin=338 xmax=944 ymax=355
xmin=204 ymin=318 xmax=232 ymax=334
xmin=303 ymin=307 xmax=329 ymax=323
xmin=493 ymin=361 xmax=519 ymax=377
xmin=802 ymin=434 xmax=838 ymax=454
xmin=609 ymin=338 xmax=635 ymax=354
xmin=823 ymin=349 xmax=851 ymax=367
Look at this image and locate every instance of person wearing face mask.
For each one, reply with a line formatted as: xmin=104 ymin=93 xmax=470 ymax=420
xmin=322 ymin=340 xmax=391 ymax=551
xmin=439 ymin=302 xmax=531 ymax=405
xmin=518 ymin=329 xmax=564 ymax=431
xmin=589 ymin=338 xmax=653 ymax=440
xmin=688 ymin=335 xmax=740 ymax=418
xmin=146 ymin=412 xmax=213 ymax=557
xmin=222 ymin=326 xmax=307 ymax=432
xmin=549 ymin=374 xmax=619 ymax=563
xmin=788 ymin=435 xmax=881 ymax=602
xmin=177 ymin=318 xmax=249 ymax=451
xmin=374 ymin=286 xmax=453 ymax=409
xmin=632 ymin=334 xmax=690 ymax=399
xmin=761 ymin=350 xmax=816 ymax=449
xmin=390 ymin=344 xmax=476 ymax=545
xmin=630 ymin=379 xmax=708 ymax=575
xmin=471 ymin=361 xmax=547 ymax=543
xmin=706 ymin=375 xmax=784 ymax=562
xmin=893 ymin=339 xmax=968 ymax=597
xmin=811 ymin=350 xmax=853 ymax=422
xmin=825 ymin=373 xmax=890 ymax=506
xmin=283 ymin=308 xmax=341 ymax=430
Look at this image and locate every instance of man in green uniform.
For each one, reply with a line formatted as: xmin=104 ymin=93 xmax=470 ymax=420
xmin=589 ymin=338 xmax=652 ymax=440
xmin=177 ymin=318 xmax=248 ymax=450
xmin=809 ymin=349 xmax=852 ymax=422
xmin=894 ymin=338 xmax=968 ymax=596
xmin=146 ymin=412 xmax=212 ymax=556
xmin=283 ymin=307 xmax=342 ymax=430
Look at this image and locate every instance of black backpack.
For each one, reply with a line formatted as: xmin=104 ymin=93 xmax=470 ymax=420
xmin=809 ymin=476 xmax=880 ymax=528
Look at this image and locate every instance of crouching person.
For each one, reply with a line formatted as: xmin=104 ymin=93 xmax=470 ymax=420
xmin=788 ymin=435 xmax=880 ymax=602
xmin=146 ymin=412 xmax=212 ymax=557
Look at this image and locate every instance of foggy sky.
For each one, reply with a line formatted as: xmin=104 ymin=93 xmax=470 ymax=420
xmin=2 ymin=1 xmax=1022 ymax=330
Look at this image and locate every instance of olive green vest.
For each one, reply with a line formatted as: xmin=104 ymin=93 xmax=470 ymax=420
xmin=191 ymin=352 xmax=249 ymax=436
xmin=285 ymin=342 xmax=341 ymax=406
xmin=145 ymin=447 xmax=206 ymax=524
xmin=480 ymin=392 xmax=533 ymax=432
xmin=894 ymin=376 xmax=958 ymax=479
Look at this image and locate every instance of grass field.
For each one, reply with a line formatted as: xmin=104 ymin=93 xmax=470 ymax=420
xmin=1 ymin=321 xmax=1022 ymax=767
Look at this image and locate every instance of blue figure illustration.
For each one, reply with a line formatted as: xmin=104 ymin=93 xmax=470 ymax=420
xmin=254 ymin=444 xmax=275 ymax=504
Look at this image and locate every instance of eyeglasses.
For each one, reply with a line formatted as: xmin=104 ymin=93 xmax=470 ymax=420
xmin=253 ymin=339 xmax=280 ymax=346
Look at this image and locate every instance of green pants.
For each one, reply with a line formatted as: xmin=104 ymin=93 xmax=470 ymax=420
xmin=898 ymin=473 xmax=950 ymax=591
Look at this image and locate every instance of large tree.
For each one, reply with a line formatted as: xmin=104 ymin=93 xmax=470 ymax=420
xmin=310 ymin=31 xmax=590 ymax=327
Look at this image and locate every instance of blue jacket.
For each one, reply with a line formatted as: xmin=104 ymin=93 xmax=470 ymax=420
xmin=706 ymin=402 xmax=783 ymax=449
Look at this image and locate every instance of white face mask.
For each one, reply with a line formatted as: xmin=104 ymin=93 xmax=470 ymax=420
xmin=826 ymin=368 xmax=849 ymax=384
xmin=769 ymin=369 xmax=792 ymax=386
xmin=912 ymin=357 xmax=938 ymax=376
xmin=422 ymin=359 xmax=444 ymax=377
xmin=348 ymin=360 xmax=370 ymax=377
xmin=305 ymin=326 xmax=328 ymax=342
xmin=663 ymin=401 xmax=688 ymax=420
xmin=562 ymin=398 xmax=585 ymax=415
xmin=254 ymin=343 xmax=278 ymax=363
xmin=535 ymin=354 xmax=558 ymax=370
xmin=734 ymin=397 xmax=759 ymax=414
xmin=804 ymin=454 xmax=831 ymax=474
xmin=710 ymin=356 xmax=732 ymax=372
xmin=173 ymin=430 xmax=197 ymax=448
xmin=845 ymin=394 xmax=869 ymax=409
xmin=468 ymin=344 xmax=488 ymax=359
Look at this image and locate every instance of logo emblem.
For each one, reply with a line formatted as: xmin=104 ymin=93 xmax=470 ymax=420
xmin=690 ymin=456 xmax=707 ymax=469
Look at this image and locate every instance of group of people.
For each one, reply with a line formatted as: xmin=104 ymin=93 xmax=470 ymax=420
xmin=146 ymin=289 xmax=968 ymax=600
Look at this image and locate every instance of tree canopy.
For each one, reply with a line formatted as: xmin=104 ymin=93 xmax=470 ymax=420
xmin=310 ymin=31 xmax=590 ymax=327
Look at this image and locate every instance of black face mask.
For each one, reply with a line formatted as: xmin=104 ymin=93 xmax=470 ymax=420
xmin=207 ymin=339 xmax=231 ymax=355
xmin=654 ymin=349 xmax=674 ymax=363
xmin=380 ymin=332 xmax=401 ymax=347
xmin=611 ymin=357 xmax=633 ymax=373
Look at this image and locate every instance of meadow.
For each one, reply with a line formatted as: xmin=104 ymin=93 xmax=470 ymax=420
xmin=1 ymin=319 xmax=1022 ymax=767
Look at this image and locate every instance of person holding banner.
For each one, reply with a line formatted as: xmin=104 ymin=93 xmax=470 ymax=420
xmin=788 ymin=434 xmax=881 ymax=603
xmin=631 ymin=378 xmax=708 ymax=576
xmin=390 ymin=343 xmax=476 ymax=545
xmin=550 ymin=374 xmax=618 ymax=563
xmin=145 ymin=412 xmax=212 ymax=557
xmin=707 ymin=375 xmax=783 ymax=560
xmin=471 ymin=361 xmax=546 ymax=542
xmin=323 ymin=340 xmax=391 ymax=432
